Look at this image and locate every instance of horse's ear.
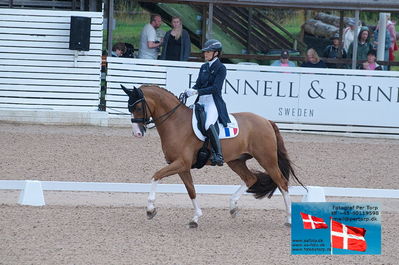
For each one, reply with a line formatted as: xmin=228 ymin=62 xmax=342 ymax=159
xmin=120 ymin=84 xmax=132 ymax=96
xmin=132 ymin=86 xmax=141 ymax=98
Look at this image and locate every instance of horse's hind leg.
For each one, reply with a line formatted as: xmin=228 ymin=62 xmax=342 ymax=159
xmin=229 ymin=183 xmax=247 ymax=218
xmin=253 ymin=153 xmax=291 ymax=224
xmin=227 ymin=158 xmax=257 ymax=217
xmin=179 ymin=171 xmax=202 ymax=228
xmin=253 ymin=153 xmax=288 ymax=192
xmin=280 ymin=187 xmax=292 ymax=226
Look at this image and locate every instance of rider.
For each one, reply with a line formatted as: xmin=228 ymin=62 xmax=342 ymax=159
xmin=184 ymin=39 xmax=230 ymax=166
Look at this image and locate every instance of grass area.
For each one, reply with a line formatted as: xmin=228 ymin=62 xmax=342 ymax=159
xmin=279 ymin=11 xmax=304 ymax=36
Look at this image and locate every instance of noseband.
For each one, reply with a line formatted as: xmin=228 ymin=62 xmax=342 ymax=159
xmin=129 ymin=88 xmax=187 ymax=127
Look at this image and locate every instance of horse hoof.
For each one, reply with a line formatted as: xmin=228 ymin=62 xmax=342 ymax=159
xmin=284 ymin=222 xmax=291 ymax=227
xmin=230 ymin=208 xmax=239 ymax=218
xmin=146 ymin=208 xmax=157 ymax=220
xmin=188 ymin=221 xmax=198 ymax=228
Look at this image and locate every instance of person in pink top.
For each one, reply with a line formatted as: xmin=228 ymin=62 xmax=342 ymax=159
xmin=271 ymin=50 xmax=296 ymax=67
xmin=362 ymin=50 xmax=382 ymax=70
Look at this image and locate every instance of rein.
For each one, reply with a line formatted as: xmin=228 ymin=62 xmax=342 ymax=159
xmin=130 ymin=92 xmax=188 ymax=128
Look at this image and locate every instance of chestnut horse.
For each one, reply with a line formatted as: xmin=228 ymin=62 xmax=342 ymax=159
xmin=122 ymin=84 xmax=304 ymax=228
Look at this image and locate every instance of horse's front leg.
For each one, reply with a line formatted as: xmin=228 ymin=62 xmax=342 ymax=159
xmin=147 ymin=159 xmax=188 ymax=220
xmin=146 ymin=178 xmax=158 ymax=219
xmin=153 ymin=159 xmax=186 ymax=181
xmin=179 ymin=171 xmax=202 ymax=228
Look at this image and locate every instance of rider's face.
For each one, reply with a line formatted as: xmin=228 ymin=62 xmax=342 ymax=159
xmin=203 ymin=51 xmax=215 ymax=61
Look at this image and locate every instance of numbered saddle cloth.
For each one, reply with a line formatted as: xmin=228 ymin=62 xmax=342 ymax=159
xmin=192 ymin=104 xmax=239 ymax=141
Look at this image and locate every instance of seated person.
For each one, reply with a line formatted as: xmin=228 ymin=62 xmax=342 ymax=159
xmin=301 ymin=48 xmax=327 ymax=68
xmin=271 ymin=50 xmax=296 ymax=67
xmin=112 ymin=42 xmax=126 ymax=57
xmin=362 ymin=49 xmax=382 ymax=70
xmin=123 ymin=43 xmax=135 ymax=58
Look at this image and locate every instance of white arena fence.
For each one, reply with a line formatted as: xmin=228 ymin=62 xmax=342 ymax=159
xmin=1 ymin=180 xmax=399 ymax=206
xmin=0 ymin=8 xmax=102 ymax=111
xmin=106 ymin=58 xmax=399 ymax=137
xmin=0 ymin=8 xmax=398 ymax=138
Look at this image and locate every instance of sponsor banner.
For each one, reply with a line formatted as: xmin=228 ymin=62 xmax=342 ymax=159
xmin=166 ymin=67 xmax=399 ymax=127
xmin=291 ymin=202 xmax=381 ymax=255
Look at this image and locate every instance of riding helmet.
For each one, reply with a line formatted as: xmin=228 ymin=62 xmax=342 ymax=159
xmin=201 ymin=39 xmax=222 ymax=52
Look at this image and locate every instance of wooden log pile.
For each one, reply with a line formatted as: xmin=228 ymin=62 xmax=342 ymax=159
xmin=303 ymin=12 xmax=360 ymax=39
xmin=303 ymin=19 xmax=339 ymax=39
xmin=314 ymin=12 xmax=357 ymax=28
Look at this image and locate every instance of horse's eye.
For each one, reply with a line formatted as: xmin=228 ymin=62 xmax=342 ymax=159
xmin=136 ymin=107 xmax=142 ymax=112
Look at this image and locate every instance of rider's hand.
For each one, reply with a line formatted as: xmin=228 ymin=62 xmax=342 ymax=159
xmin=185 ymin=88 xmax=198 ymax=97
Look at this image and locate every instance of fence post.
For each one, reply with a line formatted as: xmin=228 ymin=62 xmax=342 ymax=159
xmin=302 ymin=186 xmax=326 ymax=202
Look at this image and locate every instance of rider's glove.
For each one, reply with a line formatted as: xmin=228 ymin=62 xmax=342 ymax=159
xmin=185 ymin=88 xmax=198 ymax=97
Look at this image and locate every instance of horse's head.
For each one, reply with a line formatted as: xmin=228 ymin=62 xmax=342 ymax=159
xmin=121 ymin=85 xmax=149 ymax=138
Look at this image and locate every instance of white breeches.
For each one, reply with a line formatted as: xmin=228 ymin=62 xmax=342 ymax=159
xmin=198 ymin=95 xmax=218 ymax=130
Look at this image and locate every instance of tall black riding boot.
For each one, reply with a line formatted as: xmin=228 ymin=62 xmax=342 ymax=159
xmin=207 ymin=124 xmax=224 ymax=166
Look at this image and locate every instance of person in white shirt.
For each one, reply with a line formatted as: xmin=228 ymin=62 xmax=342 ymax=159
xmin=343 ymin=18 xmax=360 ymax=54
xmin=138 ymin=14 xmax=163 ymax=59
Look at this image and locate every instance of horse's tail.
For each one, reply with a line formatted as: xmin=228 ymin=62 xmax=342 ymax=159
xmin=270 ymin=121 xmax=305 ymax=189
xmin=247 ymin=121 xmax=305 ymax=199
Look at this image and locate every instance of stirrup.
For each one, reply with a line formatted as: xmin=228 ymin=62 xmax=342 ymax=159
xmin=211 ymin=153 xmax=224 ymax=166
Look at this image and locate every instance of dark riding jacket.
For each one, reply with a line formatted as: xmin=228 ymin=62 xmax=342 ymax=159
xmin=192 ymin=58 xmax=231 ymax=127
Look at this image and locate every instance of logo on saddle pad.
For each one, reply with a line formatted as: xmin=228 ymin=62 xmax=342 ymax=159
xmin=192 ymin=104 xmax=239 ymax=141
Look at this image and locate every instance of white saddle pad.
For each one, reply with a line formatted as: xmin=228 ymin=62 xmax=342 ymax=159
xmin=192 ymin=105 xmax=239 ymax=141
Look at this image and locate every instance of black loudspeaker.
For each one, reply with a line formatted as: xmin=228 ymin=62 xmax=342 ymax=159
xmin=69 ymin=16 xmax=91 ymax=51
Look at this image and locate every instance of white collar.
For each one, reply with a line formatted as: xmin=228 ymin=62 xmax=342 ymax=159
xmin=208 ymin=57 xmax=218 ymax=67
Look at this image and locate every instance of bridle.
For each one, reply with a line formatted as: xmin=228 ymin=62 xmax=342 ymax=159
xmin=129 ymin=88 xmax=187 ymax=128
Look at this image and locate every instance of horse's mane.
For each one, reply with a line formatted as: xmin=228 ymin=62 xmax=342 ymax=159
xmin=140 ymin=84 xmax=180 ymax=101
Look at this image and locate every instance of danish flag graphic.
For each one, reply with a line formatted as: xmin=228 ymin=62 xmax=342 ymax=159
xmin=331 ymin=219 xmax=367 ymax=252
xmin=300 ymin=212 xmax=328 ymax=229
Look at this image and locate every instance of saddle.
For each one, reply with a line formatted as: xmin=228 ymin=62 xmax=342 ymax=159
xmin=191 ymin=103 xmax=239 ymax=169
xmin=192 ymin=103 xmax=239 ymax=141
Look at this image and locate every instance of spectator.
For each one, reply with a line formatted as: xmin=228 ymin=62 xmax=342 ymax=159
xmin=160 ymin=16 xmax=191 ymax=61
xmin=387 ymin=14 xmax=398 ymax=62
xmin=347 ymin=27 xmax=374 ymax=65
xmin=111 ymin=42 xmax=126 ymax=57
xmin=138 ymin=14 xmax=163 ymax=59
xmin=301 ymin=48 xmax=327 ymax=68
xmin=323 ymin=35 xmax=347 ymax=68
xmin=123 ymin=43 xmax=135 ymax=58
xmin=271 ymin=50 xmax=296 ymax=67
xmin=362 ymin=50 xmax=382 ymax=70
xmin=343 ymin=18 xmax=359 ymax=53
